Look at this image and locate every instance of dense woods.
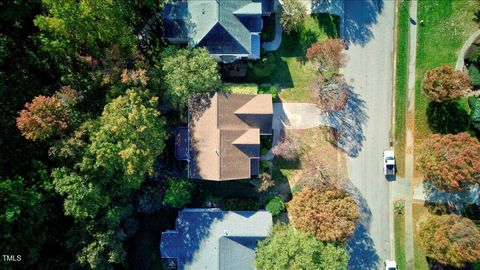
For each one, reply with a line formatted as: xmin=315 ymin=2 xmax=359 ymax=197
xmin=0 ymin=0 xmax=211 ymax=269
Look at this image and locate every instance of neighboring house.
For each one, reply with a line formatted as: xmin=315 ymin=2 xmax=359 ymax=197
xmin=176 ymin=93 xmax=273 ymax=181
xmin=162 ymin=0 xmax=274 ymax=63
xmin=160 ymin=208 xmax=273 ymax=270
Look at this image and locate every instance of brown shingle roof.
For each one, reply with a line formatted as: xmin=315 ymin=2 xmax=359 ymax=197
xmin=188 ymin=93 xmax=272 ymax=180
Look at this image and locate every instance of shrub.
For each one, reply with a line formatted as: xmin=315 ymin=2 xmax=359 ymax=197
xmin=163 ymin=178 xmax=195 ymax=208
xmin=222 ymin=198 xmax=260 ymax=211
xmin=265 ymin=195 xmax=285 ymax=216
xmin=252 ymin=53 xmax=276 ymax=78
xmin=258 ymin=86 xmax=278 ymax=102
xmin=469 ymin=47 xmax=480 ymax=63
xmin=469 ymin=64 xmax=480 ymax=86
xmin=271 ymin=132 xmax=300 ymax=160
xmin=470 ymin=97 xmax=480 ymax=130
xmin=261 ymin=160 xmax=270 ymax=173
xmin=255 ymin=173 xmax=275 ymax=192
xmin=223 ymin=83 xmax=259 ymax=94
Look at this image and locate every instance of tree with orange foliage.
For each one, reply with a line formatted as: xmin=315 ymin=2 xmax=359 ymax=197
xmin=16 ymin=95 xmax=71 ymax=141
xmin=421 ymin=65 xmax=472 ymax=102
xmin=417 ymin=132 xmax=480 ymax=192
xmin=288 ymin=188 xmax=360 ymax=243
xmin=420 ymin=214 xmax=480 ymax=268
xmin=306 ymin=39 xmax=346 ymax=73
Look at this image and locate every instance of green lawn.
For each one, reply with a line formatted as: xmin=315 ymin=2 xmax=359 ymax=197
xmin=247 ymin=14 xmax=340 ymax=102
xmin=394 ymin=201 xmax=406 ymax=270
xmin=414 ymin=0 xmax=479 ymax=143
xmin=412 ymin=203 xmax=430 ymax=270
xmin=395 ymin=0 xmax=410 ymax=177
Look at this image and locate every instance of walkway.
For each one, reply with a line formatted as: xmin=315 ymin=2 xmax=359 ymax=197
xmin=455 ymin=30 xmax=480 ymax=71
xmin=262 ymin=13 xmax=283 ymax=51
xmin=404 ymin=1 xmax=418 ymax=270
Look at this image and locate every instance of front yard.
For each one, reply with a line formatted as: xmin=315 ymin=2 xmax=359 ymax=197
xmin=271 ymin=127 xmax=347 ymax=194
xmin=246 ymin=14 xmax=340 ymax=102
xmin=414 ymin=0 xmax=478 ymax=146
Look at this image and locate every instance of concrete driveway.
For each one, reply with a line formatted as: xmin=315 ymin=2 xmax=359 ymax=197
xmin=272 ymin=103 xmax=331 ymax=129
xmin=341 ymin=1 xmax=395 ymax=269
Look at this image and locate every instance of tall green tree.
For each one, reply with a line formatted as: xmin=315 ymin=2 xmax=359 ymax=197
xmin=160 ymin=46 xmax=221 ymax=108
xmin=52 ymin=88 xmax=167 ymax=269
xmin=255 ymin=224 xmax=349 ymax=270
xmin=34 ymin=0 xmax=137 ymax=62
xmin=0 ymin=177 xmax=47 ymax=267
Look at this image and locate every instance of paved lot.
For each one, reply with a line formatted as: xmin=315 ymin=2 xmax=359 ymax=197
xmin=341 ymin=1 xmax=395 ymax=269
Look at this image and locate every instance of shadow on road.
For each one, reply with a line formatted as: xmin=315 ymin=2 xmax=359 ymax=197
xmin=343 ymin=0 xmax=384 ymax=47
xmin=345 ymin=181 xmax=380 ymax=270
xmin=326 ymin=89 xmax=368 ymax=158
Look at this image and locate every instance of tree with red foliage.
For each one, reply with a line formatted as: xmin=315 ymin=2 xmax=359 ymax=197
xmin=16 ymin=95 xmax=71 ymax=141
xmin=421 ymin=65 xmax=472 ymax=102
xmin=420 ymin=214 xmax=480 ymax=268
xmin=288 ymin=188 xmax=360 ymax=243
xmin=306 ymin=39 xmax=346 ymax=73
xmin=310 ymin=74 xmax=349 ymax=112
xmin=417 ymin=132 xmax=480 ymax=192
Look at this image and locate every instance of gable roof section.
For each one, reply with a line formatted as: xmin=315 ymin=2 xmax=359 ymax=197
xmin=163 ymin=0 xmax=263 ymax=56
xmin=219 ymin=236 xmax=265 ymax=270
xmin=188 ymin=93 xmax=272 ymax=180
xmin=160 ymin=209 xmax=273 ymax=270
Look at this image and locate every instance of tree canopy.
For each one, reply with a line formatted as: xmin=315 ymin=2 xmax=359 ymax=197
xmin=160 ymin=46 xmax=221 ymax=108
xmin=255 ymin=224 xmax=349 ymax=270
xmin=34 ymin=0 xmax=137 ymax=62
xmin=310 ymin=74 xmax=349 ymax=112
xmin=306 ymin=39 xmax=346 ymax=73
xmin=280 ymin=0 xmax=307 ymax=33
xmin=51 ymin=89 xmax=167 ymax=269
xmin=163 ymin=178 xmax=195 ymax=208
xmin=16 ymin=95 xmax=71 ymax=141
xmin=288 ymin=188 xmax=360 ymax=243
xmin=421 ymin=65 xmax=472 ymax=102
xmin=420 ymin=214 xmax=480 ymax=268
xmin=417 ymin=132 xmax=480 ymax=192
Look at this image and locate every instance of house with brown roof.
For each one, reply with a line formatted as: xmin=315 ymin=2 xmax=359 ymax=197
xmin=176 ymin=93 xmax=273 ymax=181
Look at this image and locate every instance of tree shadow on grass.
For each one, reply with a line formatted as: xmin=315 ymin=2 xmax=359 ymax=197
xmin=345 ymin=181 xmax=380 ymax=270
xmin=426 ymin=101 xmax=469 ymax=134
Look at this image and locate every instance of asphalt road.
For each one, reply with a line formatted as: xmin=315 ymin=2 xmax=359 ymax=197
xmin=341 ymin=1 xmax=395 ymax=269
